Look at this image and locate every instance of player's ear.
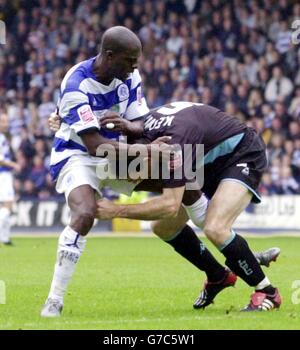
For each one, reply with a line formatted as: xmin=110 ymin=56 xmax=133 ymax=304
xmin=105 ymin=50 xmax=114 ymax=60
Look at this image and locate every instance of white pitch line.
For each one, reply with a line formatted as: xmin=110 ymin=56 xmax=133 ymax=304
xmin=0 ymin=314 xmax=264 ymax=329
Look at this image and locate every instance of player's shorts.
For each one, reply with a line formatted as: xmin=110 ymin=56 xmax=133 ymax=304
xmin=0 ymin=171 xmax=15 ymax=202
xmin=55 ymin=154 xmax=140 ymax=202
xmin=202 ymin=128 xmax=267 ymax=203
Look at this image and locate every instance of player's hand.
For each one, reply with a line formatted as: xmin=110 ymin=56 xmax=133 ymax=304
xmin=12 ymin=162 xmax=21 ymax=173
xmin=48 ymin=112 xmax=62 ymax=132
xmin=96 ymin=198 xmax=119 ymax=220
xmin=151 ymin=136 xmax=172 ymax=145
xmin=150 ymin=136 xmax=174 ymax=162
xmin=100 ymin=111 xmax=132 ymax=134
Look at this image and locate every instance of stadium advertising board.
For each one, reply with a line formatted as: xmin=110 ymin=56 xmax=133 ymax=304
xmin=11 ymin=195 xmax=300 ymax=231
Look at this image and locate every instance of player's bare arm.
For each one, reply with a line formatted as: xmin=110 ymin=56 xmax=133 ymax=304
xmin=48 ymin=110 xmax=144 ymax=138
xmin=80 ymin=130 xmax=171 ymax=159
xmin=97 ymin=186 xmax=185 ymax=220
xmin=0 ymin=159 xmax=21 ymax=172
xmin=48 ymin=112 xmax=61 ymax=132
xmin=100 ymin=111 xmax=144 ymax=139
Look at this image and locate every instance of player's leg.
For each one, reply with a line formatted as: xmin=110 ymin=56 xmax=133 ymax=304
xmin=150 ymin=189 xmax=217 ymax=275
xmin=181 ymin=191 xmax=280 ymax=268
xmin=41 ymin=156 xmax=101 ymax=317
xmin=0 ymin=171 xmax=15 ymax=245
xmin=203 ymin=181 xmax=281 ymax=311
xmin=152 ymin=205 xmax=237 ymax=309
xmin=148 ymin=185 xmax=279 ymax=309
xmin=152 ymin=205 xmax=229 ymax=283
xmin=41 ymin=185 xmax=96 ymax=317
xmin=0 ymin=202 xmax=13 ymax=245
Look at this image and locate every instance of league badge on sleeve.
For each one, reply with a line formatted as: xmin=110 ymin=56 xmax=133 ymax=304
xmin=77 ymin=105 xmax=96 ymax=124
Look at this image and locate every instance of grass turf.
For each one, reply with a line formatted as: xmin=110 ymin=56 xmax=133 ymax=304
xmin=0 ymin=235 xmax=299 ymax=330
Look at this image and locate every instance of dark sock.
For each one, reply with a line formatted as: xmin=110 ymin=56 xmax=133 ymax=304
xmin=258 ymin=286 xmax=276 ymax=295
xmin=221 ymin=234 xmax=265 ymax=286
xmin=166 ymin=225 xmax=226 ymax=282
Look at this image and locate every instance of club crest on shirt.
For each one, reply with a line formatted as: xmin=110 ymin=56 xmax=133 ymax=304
xmin=117 ymin=84 xmax=129 ymax=102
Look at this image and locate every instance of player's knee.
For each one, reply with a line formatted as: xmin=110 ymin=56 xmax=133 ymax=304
xmin=151 ymin=221 xmax=175 ymax=239
xmin=203 ymin=221 xmax=228 ymax=246
xmin=71 ymin=205 xmax=96 ymax=235
xmin=151 ymin=221 xmax=160 ymax=235
xmin=151 ymin=214 xmax=187 ymax=240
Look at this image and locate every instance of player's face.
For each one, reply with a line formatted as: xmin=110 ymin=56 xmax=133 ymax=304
xmin=113 ymin=48 xmax=141 ymax=81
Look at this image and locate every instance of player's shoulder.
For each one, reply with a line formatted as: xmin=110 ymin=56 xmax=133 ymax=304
xmin=128 ymin=69 xmax=142 ymax=89
xmin=193 ymin=102 xmax=220 ymax=114
xmin=152 ymin=102 xmax=205 ymax=116
xmin=61 ymin=57 xmax=95 ymax=92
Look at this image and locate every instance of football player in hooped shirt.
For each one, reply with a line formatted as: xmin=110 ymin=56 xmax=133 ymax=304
xmin=0 ymin=113 xmax=20 ymax=245
xmin=97 ymin=101 xmax=282 ymax=311
xmin=41 ymin=26 xmax=164 ymax=317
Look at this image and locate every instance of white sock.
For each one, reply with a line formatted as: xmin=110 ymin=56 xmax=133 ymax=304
xmin=255 ymin=277 xmax=271 ymax=291
xmin=47 ymin=226 xmax=87 ymax=303
xmin=0 ymin=207 xmax=11 ymax=243
xmin=183 ymin=195 xmax=208 ymax=229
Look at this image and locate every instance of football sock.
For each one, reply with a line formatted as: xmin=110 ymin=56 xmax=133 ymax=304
xmin=0 ymin=207 xmax=11 ymax=243
xmin=255 ymin=277 xmax=276 ymax=294
xmin=165 ymin=225 xmax=226 ymax=282
xmin=220 ymin=233 xmax=266 ymax=287
xmin=257 ymin=285 xmax=276 ymax=295
xmin=182 ymin=195 xmax=208 ymax=229
xmin=47 ymin=226 xmax=86 ymax=303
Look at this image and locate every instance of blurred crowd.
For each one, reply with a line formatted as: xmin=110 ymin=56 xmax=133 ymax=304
xmin=0 ymin=0 xmax=300 ymax=200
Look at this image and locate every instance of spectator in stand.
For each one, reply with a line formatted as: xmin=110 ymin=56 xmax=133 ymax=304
xmin=278 ymin=166 xmax=300 ymax=194
xmin=29 ymin=155 xmax=48 ymax=192
xmin=260 ymin=172 xmax=280 ymax=195
xmin=265 ymin=66 xmax=293 ymax=103
xmin=0 ymin=0 xmax=299 ymax=198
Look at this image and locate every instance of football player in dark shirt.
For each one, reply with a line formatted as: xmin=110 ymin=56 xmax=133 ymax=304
xmin=49 ymin=102 xmax=281 ymax=311
xmin=97 ymin=101 xmax=282 ymax=311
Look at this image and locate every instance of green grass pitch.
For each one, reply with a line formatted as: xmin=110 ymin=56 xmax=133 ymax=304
xmin=0 ymin=235 xmax=300 ymax=330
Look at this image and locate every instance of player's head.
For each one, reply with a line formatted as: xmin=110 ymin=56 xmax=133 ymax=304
xmin=99 ymin=26 xmax=142 ymax=81
xmin=0 ymin=113 xmax=9 ymax=133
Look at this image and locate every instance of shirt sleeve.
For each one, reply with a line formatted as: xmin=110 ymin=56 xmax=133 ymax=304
xmin=125 ymin=69 xmax=149 ymax=121
xmin=59 ymin=90 xmax=100 ymax=134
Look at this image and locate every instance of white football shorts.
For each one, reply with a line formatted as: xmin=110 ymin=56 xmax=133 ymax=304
xmin=55 ymin=154 xmax=140 ymax=201
xmin=0 ymin=171 xmax=15 ymax=202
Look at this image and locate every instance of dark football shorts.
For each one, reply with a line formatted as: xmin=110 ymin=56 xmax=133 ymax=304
xmin=202 ymin=128 xmax=267 ymax=203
